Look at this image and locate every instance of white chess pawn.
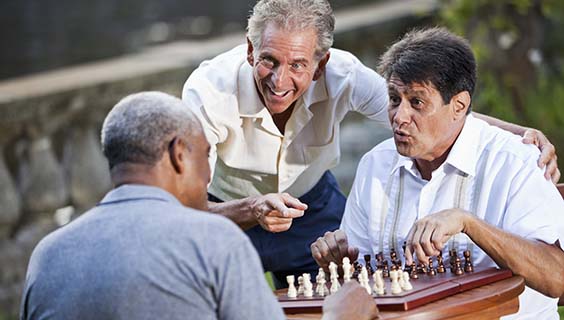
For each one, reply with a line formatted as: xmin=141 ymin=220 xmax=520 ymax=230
xmin=286 ymin=275 xmax=297 ymax=298
xmin=359 ymin=266 xmax=372 ymax=294
xmin=342 ymin=257 xmax=352 ymax=282
xmin=303 ymin=273 xmax=314 ymax=297
xmin=372 ymin=270 xmax=385 ymax=295
xmin=390 ymin=270 xmax=402 ymax=294
xmin=401 ymin=271 xmax=413 ymax=291
xmin=316 ymin=268 xmax=328 ymax=295
xmin=329 ymin=262 xmax=340 ymax=294
xmin=317 ymin=276 xmax=328 ymax=297
xmin=297 ymin=275 xmax=304 ymax=295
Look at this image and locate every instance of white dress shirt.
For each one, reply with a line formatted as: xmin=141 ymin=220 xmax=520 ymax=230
xmin=182 ymin=44 xmax=389 ymax=200
xmin=341 ymin=114 xmax=564 ymax=319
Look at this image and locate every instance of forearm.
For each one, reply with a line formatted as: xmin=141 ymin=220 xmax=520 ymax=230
xmin=463 ymin=214 xmax=564 ymax=297
xmin=207 ymin=198 xmax=258 ymax=230
xmin=473 ymin=112 xmax=527 ymax=136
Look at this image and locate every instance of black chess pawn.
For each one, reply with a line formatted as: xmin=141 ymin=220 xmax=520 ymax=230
xmin=409 ymin=261 xmax=419 ymax=279
xmin=376 ymin=252 xmax=384 ymax=270
xmin=427 ymin=257 xmax=436 ymax=276
xmin=454 ymin=256 xmax=464 ymax=275
xmin=463 ymin=250 xmax=474 ymax=273
xmin=390 ymin=249 xmax=398 ymax=268
xmin=437 ymin=254 xmax=446 ymax=273
xmin=364 ymin=254 xmax=374 ymax=275
xmin=449 ymin=249 xmax=458 ymax=272
xmin=382 ymin=260 xmax=390 ymax=278
xmin=352 ymin=261 xmax=362 ymax=279
xmin=416 ymin=262 xmax=426 ymax=274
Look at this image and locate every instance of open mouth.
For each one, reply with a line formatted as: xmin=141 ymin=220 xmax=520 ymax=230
xmin=267 ymin=86 xmax=291 ymax=99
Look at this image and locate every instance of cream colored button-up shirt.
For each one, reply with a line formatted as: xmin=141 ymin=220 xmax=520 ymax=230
xmin=341 ymin=115 xmax=564 ymax=319
xmin=182 ymin=45 xmax=389 ymax=200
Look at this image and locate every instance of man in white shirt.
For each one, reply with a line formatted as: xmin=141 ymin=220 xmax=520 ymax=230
xmin=311 ymin=28 xmax=564 ymax=319
xmin=183 ymin=0 xmax=559 ymax=287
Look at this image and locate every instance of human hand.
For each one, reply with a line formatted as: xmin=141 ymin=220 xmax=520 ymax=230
xmin=404 ymin=209 xmax=469 ymax=266
xmin=322 ymin=281 xmax=379 ymax=320
xmin=523 ymin=128 xmax=560 ymax=183
xmin=250 ymin=193 xmax=307 ymax=233
xmin=311 ymin=230 xmax=359 ymax=271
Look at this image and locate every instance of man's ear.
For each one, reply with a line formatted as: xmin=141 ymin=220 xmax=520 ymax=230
xmin=313 ymin=51 xmax=330 ymax=81
xmin=247 ymin=38 xmax=255 ymax=66
xmin=168 ymin=137 xmax=186 ymax=174
xmin=450 ymin=91 xmax=471 ymax=119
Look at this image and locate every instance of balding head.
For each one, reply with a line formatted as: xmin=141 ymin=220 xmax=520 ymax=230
xmin=101 ymin=91 xmax=210 ymax=210
xmin=101 ymin=91 xmax=202 ymax=169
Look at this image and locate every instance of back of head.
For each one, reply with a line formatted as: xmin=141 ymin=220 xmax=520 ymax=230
xmin=101 ymin=91 xmax=201 ymax=169
xmin=247 ymin=0 xmax=335 ymax=60
xmin=378 ymin=27 xmax=477 ymax=110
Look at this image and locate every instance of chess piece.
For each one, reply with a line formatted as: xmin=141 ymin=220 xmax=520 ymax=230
xmin=409 ymin=262 xmax=419 ymax=279
xmin=372 ymin=270 xmax=385 ymax=295
xmin=303 ymin=273 xmax=314 ymax=297
xmin=317 ymin=272 xmax=328 ymax=297
xmin=376 ymin=252 xmax=384 ymax=270
xmin=316 ymin=268 xmax=328 ymax=295
xmin=401 ymin=271 xmax=413 ymax=291
xmin=454 ymin=257 xmax=464 ymax=275
xmin=329 ymin=262 xmax=340 ymax=294
xmin=359 ymin=266 xmax=372 ymax=294
xmin=287 ymin=275 xmax=297 ymax=298
xmin=464 ymin=250 xmax=474 ymax=273
xmin=352 ymin=261 xmax=362 ymax=280
xmin=343 ymin=257 xmax=352 ymax=282
xmin=364 ymin=254 xmax=374 ymax=275
xmin=427 ymin=257 xmax=436 ymax=276
xmin=382 ymin=260 xmax=390 ymax=278
xmin=449 ymin=249 xmax=458 ymax=272
xmin=390 ymin=249 xmax=398 ymax=268
xmin=437 ymin=254 xmax=446 ymax=273
xmin=297 ymin=275 xmax=304 ymax=295
xmin=417 ymin=262 xmax=426 ymax=274
xmin=390 ymin=270 xmax=402 ymax=294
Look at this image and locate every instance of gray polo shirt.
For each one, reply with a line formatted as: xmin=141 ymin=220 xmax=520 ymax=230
xmin=20 ymin=184 xmax=284 ymax=320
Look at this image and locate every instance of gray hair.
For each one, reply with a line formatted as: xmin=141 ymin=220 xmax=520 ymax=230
xmin=247 ymin=0 xmax=335 ymax=60
xmin=101 ymin=91 xmax=202 ymax=169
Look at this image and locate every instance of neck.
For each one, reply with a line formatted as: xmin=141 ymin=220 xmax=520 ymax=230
xmin=272 ymin=103 xmax=295 ymax=134
xmin=415 ymin=122 xmax=466 ymax=180
xmin=110 ymin=162 xmax=171 ymax=190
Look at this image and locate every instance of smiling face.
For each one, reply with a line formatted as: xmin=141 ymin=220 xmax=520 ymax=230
xmin=247 ymin=23 xmax=327 ymax=115
xmin=387 ymin=76 xmax=466 ymax=165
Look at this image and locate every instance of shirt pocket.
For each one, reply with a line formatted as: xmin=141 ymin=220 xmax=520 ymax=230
xmin=302 ymin=137 xmax=339 ymax=167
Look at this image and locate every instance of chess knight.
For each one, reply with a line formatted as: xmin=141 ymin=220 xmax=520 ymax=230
xmin=311 ymin=27 xmax=564 ymax=319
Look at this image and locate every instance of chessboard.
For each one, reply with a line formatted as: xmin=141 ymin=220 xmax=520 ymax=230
xmin=277 ymin=251 xmax=513 ymax=314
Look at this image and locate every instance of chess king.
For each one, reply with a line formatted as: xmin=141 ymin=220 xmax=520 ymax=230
xmin=311 ymin=27 xmax=564 ymax=319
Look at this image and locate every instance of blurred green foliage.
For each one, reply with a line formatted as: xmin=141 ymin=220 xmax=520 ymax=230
xmin=440 ymin=0 xmax=564 ymax=176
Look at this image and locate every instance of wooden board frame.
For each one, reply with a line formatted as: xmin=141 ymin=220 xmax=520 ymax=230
xmin=277 ymin=267 xmax=513 ymax=314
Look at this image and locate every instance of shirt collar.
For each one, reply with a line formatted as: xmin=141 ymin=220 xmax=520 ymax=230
xmin=99 ymin=184 xmax=182 ymax=207
xmin=390 ymin=114 xmax=479 ymax=178
xmin=444 ymin=114 xmax=479 ymax=177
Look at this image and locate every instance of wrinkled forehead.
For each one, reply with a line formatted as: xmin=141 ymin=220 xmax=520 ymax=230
xmin=387 ymin=76 xmax=438 ymax=96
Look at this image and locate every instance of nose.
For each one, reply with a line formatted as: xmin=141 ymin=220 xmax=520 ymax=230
xmin=271 ymin=65 xmax=288 ymax=88
xmin=392 ymin=99 xmax=411 ymax=126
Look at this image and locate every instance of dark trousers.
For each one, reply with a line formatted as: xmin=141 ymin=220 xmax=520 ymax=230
xmin=208 ymin=171 xmax=346 ymax=289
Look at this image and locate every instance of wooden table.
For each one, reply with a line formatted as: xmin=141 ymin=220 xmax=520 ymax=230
xmin=280 ymin=275 xmax=524 ymax=320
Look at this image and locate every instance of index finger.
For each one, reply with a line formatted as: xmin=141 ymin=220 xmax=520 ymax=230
xmin=404 ymin=227 xmax=416 ymax=266
xmin=281 ymin=193 xmax=308 ymax=211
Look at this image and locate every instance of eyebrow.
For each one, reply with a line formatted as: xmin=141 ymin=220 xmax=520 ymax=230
xmin=388 ymin=85 xmax=429 ymax=97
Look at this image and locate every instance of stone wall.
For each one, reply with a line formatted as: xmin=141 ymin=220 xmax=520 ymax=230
xmin=0 ymin=1 xmax=436 ymax=317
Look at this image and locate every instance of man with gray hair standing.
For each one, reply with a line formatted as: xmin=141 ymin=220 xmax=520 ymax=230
xmin=182 ymin=0 xmax=559 ymax=288
xmin=20 ymin=91 xmax=379 ymax=320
